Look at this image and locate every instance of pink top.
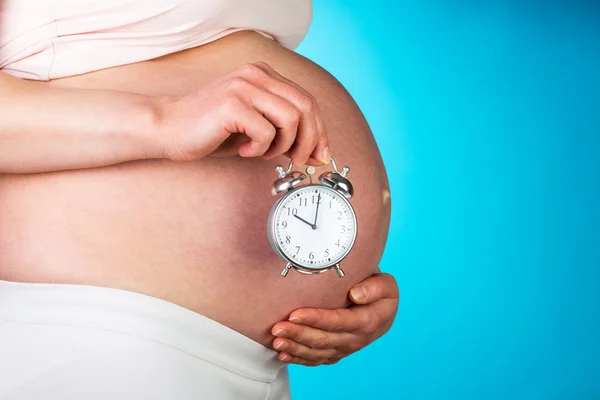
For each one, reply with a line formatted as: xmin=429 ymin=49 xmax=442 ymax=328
xmin=0 ymin=0 xmax=312 ymax=81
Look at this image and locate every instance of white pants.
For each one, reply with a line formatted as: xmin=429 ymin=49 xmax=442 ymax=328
xmin=0 ymin=280 xmax=290 ymax=400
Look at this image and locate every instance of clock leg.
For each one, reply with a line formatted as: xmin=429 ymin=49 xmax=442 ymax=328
xmin=334 ymin=264 xmax=345 ymax=278
xmin=281 ymin=263 xmax=293 ymax=277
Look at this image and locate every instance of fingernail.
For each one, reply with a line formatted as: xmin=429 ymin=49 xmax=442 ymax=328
xmin=280 ymin=353 xmax=290 ymax=362
xmin=273 ymin=328 xmax=287 ymax=336
xmin=274 ymin=340 xmax=286 ymax=350
xmin=350 ymin=285 xmax=367 ymax=302
xmin=321 ymin=146 xmax=331 ymax=164
xmin=289 ymin=316 xmax=303 ymax=323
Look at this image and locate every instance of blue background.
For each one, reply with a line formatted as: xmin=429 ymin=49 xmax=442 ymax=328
xmin=292 ymin=1 xmax=600 ymax=399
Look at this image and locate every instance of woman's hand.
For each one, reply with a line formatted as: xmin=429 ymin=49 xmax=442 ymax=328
xmin=0 ymin=62 xmax=327 ymax=173
xmin=271 ymin=273 xmax=399 ymax=366
xmin=157 ymin=62 xmax=330 ymax=166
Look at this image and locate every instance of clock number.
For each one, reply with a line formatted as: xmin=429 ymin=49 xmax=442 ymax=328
xmin=312 ymin=196 xmax=322 ymax=204
xmin=287 ymin=208 xmax=298 ymax=216
xmin=295 ymin=246 xmax=301 ymax=255
xmin=335 ymin=239 xmax=341 ymax=247
xmin=329 ymin=200 xmax=332 ymax=209
xmin=324 ymin=249 xmax=330 ymax=257
xmin=286 ymin=235 xmax=291 ymax=244
xmin=337 ymin=211 xmax=343 ymax=220
xmin=341 ymin=225 xmax=346 ymax=234
xmin=299 ymin=198 xmax=307 ymax=207
xmin=309 ymin=251 xmax=315 ymax=260
xmin=281 ymin=221 xmax=288 ymax=229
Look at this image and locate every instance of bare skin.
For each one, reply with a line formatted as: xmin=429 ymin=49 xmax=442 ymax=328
xmin=0 ymin=31 xmax=391 ymax=349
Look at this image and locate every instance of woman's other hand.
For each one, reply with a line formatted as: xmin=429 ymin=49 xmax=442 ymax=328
xmin=157 ymin=62 xmax=330 ymax=166
xmin=271 ymin=273 xmax=399 ymax=366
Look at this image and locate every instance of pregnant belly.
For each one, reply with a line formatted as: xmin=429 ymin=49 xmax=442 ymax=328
xmin=0 ymin=31 xmax=391 ymax=347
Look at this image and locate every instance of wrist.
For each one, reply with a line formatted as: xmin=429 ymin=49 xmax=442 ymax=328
xmin=131 ymin=95 xmax=171 ymax=160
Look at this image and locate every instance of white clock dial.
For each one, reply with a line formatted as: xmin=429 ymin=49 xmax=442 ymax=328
xmin=271 ymin=185 xmax=357 ymax=269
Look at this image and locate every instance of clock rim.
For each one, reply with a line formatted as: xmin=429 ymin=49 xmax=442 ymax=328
xmin=267 ymin=184 xmax=358 ymax=270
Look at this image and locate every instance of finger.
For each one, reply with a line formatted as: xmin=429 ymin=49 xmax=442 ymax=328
xmin=301 ymin=155 xmax=329 ymax=166
xmin=308 ymin=103 xmax=329 ymax=165
xmin=253 ymin=62 xmax=331 ymax=165
xmin=219 ymin=95 xmax=274 ymax=158
xmin=211 ymin=133 xmax=250 ymax=158
xmin=282 ymin=135 xmax=327 ymax=166
xmin=272 ymin=321 xmax=354 ymax=348
xmin=240 ymin=62 xmax=321 ymax=165
xmin=277 ymin=352 xmax=321 ymax=367
xmin=262 ymin=114 xmax=298 ymax=160
xmin=227 ymin=79 xmax=300 ymax=158
xmin=349 ymin=272 xmax=400 ymax=305
xmin=287 ymin=307 xmax=369 ymax=332
xmin=273 ymin=338 xmax=338 ymax=362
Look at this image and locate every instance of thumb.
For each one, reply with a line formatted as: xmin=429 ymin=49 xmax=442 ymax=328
xmin=349 ymin=273 xmax=399 ymax=305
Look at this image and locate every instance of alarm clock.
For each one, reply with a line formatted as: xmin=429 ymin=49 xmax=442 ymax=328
xmin=267 ymin=158 xmax=358 ymax=278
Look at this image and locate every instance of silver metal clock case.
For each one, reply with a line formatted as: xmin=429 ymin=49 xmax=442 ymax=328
xmin=270 ymin=158 xmax=354 ymax=278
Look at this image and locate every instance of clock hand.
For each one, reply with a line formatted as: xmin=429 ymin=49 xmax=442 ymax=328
xmin=294 ymin=214 xmax=316 ymax=229
xmin=313 ymin=193 xmax=321 ymax=228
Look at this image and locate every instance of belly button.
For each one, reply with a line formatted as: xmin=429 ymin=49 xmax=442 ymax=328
xmin=382 ymin=188 xmax=391 ymax=206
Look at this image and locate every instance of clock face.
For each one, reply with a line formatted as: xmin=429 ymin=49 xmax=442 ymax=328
xmin=271 ymin=185 xmax=357 ymax=270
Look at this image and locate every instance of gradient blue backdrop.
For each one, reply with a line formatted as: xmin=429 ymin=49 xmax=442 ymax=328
xmin=291 ymin=1 xmax=600 ymax=399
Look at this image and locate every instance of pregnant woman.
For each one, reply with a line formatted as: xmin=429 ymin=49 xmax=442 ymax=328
xmin=0 ymin=1 xmax=398 ymax=399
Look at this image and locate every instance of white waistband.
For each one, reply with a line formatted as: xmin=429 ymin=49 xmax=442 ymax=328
xmin=0 ymin=280 xmax=285 ymax=383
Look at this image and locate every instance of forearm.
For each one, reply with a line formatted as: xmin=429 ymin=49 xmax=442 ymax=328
xmin=0 ymin=72 xmax=163 ymax=174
